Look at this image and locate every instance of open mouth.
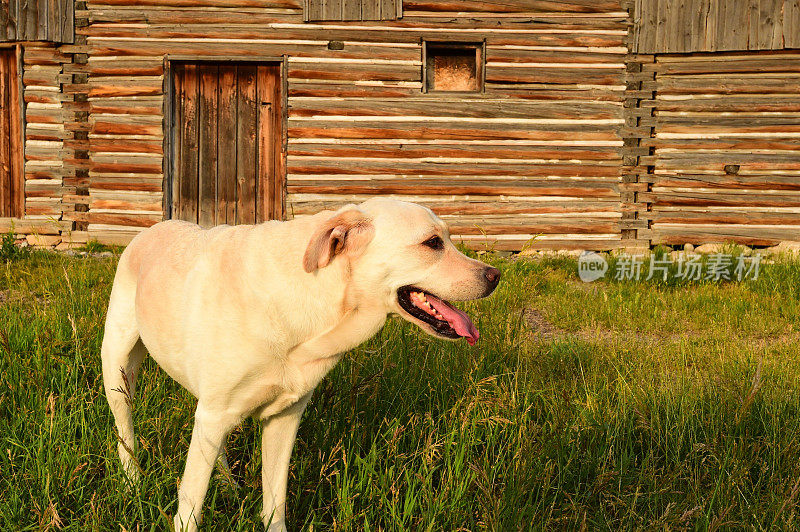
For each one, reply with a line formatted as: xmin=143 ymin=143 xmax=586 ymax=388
xmin=396 ymin=285 xmax=480 ymax=346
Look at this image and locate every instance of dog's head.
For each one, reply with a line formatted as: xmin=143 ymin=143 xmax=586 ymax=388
xmin=303 ymin=198 xmax=500 ymax=345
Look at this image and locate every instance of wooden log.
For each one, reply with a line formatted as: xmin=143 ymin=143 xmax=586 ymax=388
xmin=287 ymin=179 xmax=620 ymax=197
xmin=288 ymin=197 xmax=622 ymax=216
xmin=652 ymin=223 xmax=800 ymax=246
xmin=287 ymin=143 xmax=621 ymax=160
xmin=403 ymin=0 xmax=623 ymax=14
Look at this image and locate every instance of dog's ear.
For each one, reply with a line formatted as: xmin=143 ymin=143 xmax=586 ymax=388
xmin=303 ymin=208 xmax=374 ymax=273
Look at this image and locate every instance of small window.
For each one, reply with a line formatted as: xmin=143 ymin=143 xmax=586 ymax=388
xmin=424 ymin=42 xmax=484 ymax=93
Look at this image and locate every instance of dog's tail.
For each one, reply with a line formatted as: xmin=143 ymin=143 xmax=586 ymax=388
xmin=101 ymin=245 xmax=146 ymax=482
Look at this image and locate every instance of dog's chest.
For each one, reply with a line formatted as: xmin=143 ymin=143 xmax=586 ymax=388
xmin=247 ymin=354 xmax=342 ymax=419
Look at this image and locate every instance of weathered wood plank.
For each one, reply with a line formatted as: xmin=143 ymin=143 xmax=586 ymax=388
xmin=257 ymin=63 xmax=280 ymax=221
xmin=726 ymin=1 xmax=750 ymax=51
xmin=342 ymin=0 xmax=360 ymax=20
xmin=47 ymin=0 xmax=58 ymax=42
xmin=62 ymin=0 xmax=74 ymax=44
xmin=383 ymin=0 xmax=400 ymax=20
xmin=0 ymin=0 xmax=72 ymax=41
xmin=636 ymin=0 xmax=795 ymax=52
xmin=770 ymin=0 xmax=784 ymax=48
xmin=170 ymin=61 xmax=182 ymax=221
xmin=305 ymin=0 xmax=322 ymax=21
xmin=217 ymin=64 xmax=237 ymax=225
xmin=289 ymin=98 xmax=622 ymax=120
xmin=288 ymin=197 xmax=622 ymax=216
xmin=404 ymin=0 xmax=623 ymax=14
xmin=287 ymin=178 xmax=620 ymax=197
xmin=786 ymin=0 xmax=800 ymax=48
xmin=2 ymin=48 xmax=23 ymax=217
xmin=0 ymin=50 xmax=9 ymax=216
xmin=288 ymin=125 xmax=624 ymax=141
xmin=748 ymin=0 xmax=759 ymax=49
xmin=21 ymin=0 xmax=37 ymax=40
xmin=197 ymin=63 xmax=218 ymax=227
xmin=236 ymin=64 xmax=258 ymax=224
xmin=1 ymin=0 xmax=15 ymax=40
xmin=325 ymin=0 xmax=342 ymax=21
xmin=652 ymin=224 xmax=800 ymax=246
xmin=287 ymin=143 xmax=621 ymax=160
xmin=179 ymin=63 xmax=199 ymax=223
xmin=362 ymin=0 xmax=379 ymax=20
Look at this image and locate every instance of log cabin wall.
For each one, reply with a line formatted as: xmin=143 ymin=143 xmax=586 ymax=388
xmin=18 ymin=43 xmax=87 ymax=243
xmin=642 ymin=51 xmax=800 ymax=246
xmin=628 ymin=0 xmax=800 ymax=248
xmin=0 ymin=1 xmax=85 ymax=240
xmin=20 ymin=45 xmax=72 ymax=227
xmin=4 ymin=1 xmax=800 ymax=251
xmin=77 ymin=0 xmax=630 ymax=250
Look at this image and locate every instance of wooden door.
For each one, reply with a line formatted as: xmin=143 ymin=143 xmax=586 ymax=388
xmin=0 ymin=47 xmax=23 ymax=218
xmin=170 ymin=62 xmax=283 ymax=226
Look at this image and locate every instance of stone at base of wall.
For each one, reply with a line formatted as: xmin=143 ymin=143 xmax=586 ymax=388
xmin=693 ymin=243 xmax=723 ymax=254
xmin=765 ymin=241 xmax=800 ymax=255
xmin=9 ymin=230 xmax=800 ymax=259
xmin=26 ymin=234 xmax=61 ymax=247
xmin=518 ymin=249 xmax=588 ymax=259
xmin=55 ymin=241 xmax=85 ymax=251
xmin=61 ymin=231 xmax=89 ymax=245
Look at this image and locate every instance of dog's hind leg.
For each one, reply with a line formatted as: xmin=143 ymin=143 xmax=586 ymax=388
xmin=101 ymin=266 xmax=146 ymax=483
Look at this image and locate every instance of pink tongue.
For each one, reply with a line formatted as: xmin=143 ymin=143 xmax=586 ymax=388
xmin=425 ymin=294 xmax=480 ymax=346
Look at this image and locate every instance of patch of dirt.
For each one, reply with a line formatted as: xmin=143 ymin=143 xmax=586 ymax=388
xmin=523 ymin=308 xmax=563 ymax=340
xmin=0 ymin=290 xmax=12 ymax=306
xmin=0 ymin=289 xmax=49 ymax=307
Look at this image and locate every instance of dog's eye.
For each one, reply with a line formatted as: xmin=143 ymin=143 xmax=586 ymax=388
xmin=422 ymin=235 xmax=443 ymax=250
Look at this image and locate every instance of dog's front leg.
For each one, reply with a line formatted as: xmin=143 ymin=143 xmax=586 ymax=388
xmin=174 ymin=405 xmax=237 ymax=532
xmin=260 ymin=393 xmax=312 ymax=532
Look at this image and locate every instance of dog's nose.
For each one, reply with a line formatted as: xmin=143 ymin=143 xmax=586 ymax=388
xmin=484 ymin=267 xmax=501 ymax=288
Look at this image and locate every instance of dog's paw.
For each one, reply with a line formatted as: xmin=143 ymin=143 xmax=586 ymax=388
xmin=120 ymin=461 xmax=141 ymax=491
xmin=119 ymin=446 xmax=142 ymax=486
xmin=124 ymin=466 xmax=140 ymax=484
xmin=266 ymin=522 xmax=287 ymax=532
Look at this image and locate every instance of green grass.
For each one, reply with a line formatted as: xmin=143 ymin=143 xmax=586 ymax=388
xmin=2 ymin=250 xmax=800 ymax=530
xmin=80 ymin=240 xmax=125 ymax=255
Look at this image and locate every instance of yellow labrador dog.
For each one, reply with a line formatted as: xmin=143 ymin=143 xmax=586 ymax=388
xmin=101 ymin=198 xmax=500 ymax=531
